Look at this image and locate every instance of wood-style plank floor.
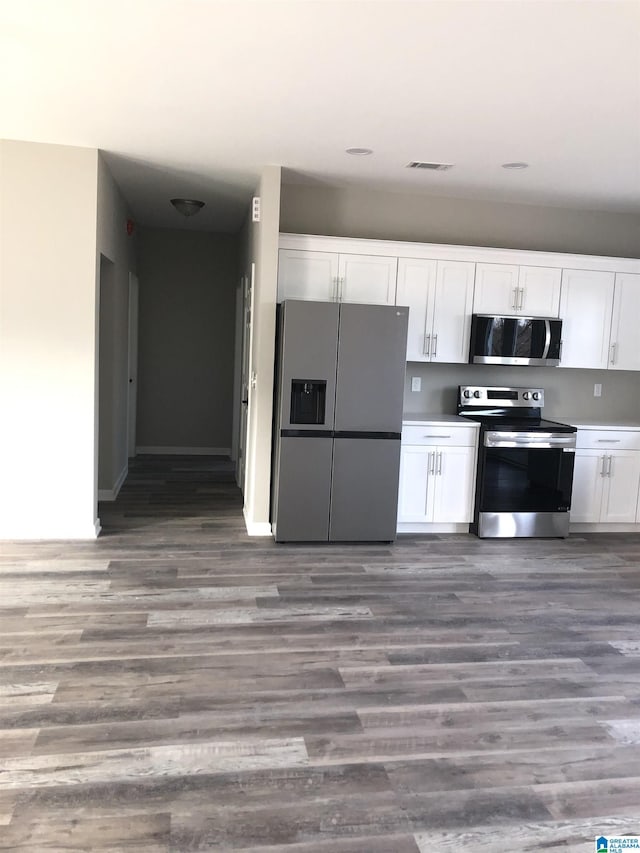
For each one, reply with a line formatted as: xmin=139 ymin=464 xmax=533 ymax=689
xmin=1 ymin=455 xmax=640 ymax=851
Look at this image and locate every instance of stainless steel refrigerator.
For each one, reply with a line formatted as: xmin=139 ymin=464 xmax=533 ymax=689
xmin=271 ymin=300 xmax=408 ymax=542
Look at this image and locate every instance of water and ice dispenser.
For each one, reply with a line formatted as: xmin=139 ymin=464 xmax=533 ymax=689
xmin=290 ymin=380 xmax=326 ymax=425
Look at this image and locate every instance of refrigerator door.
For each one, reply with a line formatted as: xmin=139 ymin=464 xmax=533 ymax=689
xmin=329 ymin=438 xmax=402 ymax=541
xmin=278 ymin=301 xmax=339 ymax=431
xmin=273 ymin=437 xmax=333 ymax=541
xmin=334 ymin=304 xmax=408 ymax=432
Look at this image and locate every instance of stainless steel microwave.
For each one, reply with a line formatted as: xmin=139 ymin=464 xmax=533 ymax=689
xmin=469 ymin=314 xmax=562 ymax=367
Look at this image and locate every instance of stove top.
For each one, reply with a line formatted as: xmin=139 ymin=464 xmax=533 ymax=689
xmin=456 ymin=385 xmax=576 ymax=434
xmin=459 ymin=414 xmax=577 ymax=433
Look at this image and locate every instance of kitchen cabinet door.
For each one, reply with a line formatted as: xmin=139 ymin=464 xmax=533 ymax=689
xmin=517 ymin=266 xmax=561 ymax=317
xmin=570 ymin=450 xmax=604 ymax=523
xmin=472 ymin=263 xmax=520 ymax=315
xmin=397 ymin=446 xmax=431 ymax=523
xmin=277 ymin=249 xmax=338 ymax=302
xmin=431 ymin=261 xmax=476 ymax=363
xmin=601 ymin=451 xmax=640 ymax=523
xmin=431 ymin=445 xmax=476 ymax=523
xmin=558 ymin=269 xmax=615 ymax=369
xmin=395 ymin=258 xmax=437 ymax=361
xmin=609 ymin=273 xmax=640 ymax=371
xmin=338 ymin=254 xmax=398 ymax=305
xmin=396 ymin=258 xmax=474 ymax=363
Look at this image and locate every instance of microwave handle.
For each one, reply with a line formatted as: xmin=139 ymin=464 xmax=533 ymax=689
xmin=541 ymin=319 xmax=551 ymax=360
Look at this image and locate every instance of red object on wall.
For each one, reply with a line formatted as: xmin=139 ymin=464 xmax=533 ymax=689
xmin=126 ymin=218 xmax=135 ymax=236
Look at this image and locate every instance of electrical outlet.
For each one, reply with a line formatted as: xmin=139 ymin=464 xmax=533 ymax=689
xmin=594 ymin=383 xmax=602 ymax=397
xmin=411 ymin=376 xmax=421 ymax=393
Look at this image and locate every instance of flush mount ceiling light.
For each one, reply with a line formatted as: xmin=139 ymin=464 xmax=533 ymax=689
xmin=345 ymin=147 xmax=373 ymax=156
xmin=170 ymin=198 xmax=205 ymax=217
xmin=501 ymin=162 xmax=529 ymax=170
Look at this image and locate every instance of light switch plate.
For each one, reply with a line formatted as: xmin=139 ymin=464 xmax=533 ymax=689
xmin=594 ymin=383 xmax=602 ymax=397
xmin=411 ymin=376 xmax=421 ymax=392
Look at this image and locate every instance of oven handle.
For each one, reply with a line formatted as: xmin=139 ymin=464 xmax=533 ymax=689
xmin=484 ymin=431 xmax=577 ymax=449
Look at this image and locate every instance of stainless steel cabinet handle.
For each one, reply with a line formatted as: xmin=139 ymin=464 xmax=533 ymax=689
xmin=428 ymin=451 xmax=435 ymax=475
xmin=424 ymin=435 xmax=451 ymax=439
xmin=600 ymin=455 xmax=607 ymax=477
xmin=437 ymin=451 xmax=443 ymax=475
xmin=596 ymin=439 xmax=621 ymax=443
xmin=424 ymin=334 xmax=431 ymax=356
xmin=517 ymin=287 xmax=525 ymax=311
xmin=512 ymin=287 xmax=518 ymax=310
xmin=610 ymin=342 xmax=618 ymax=365
xmin=431 ymin=333 xmax=438 ymax=358
xmin=606 ymin=455 xmax=613 ymax=477
xmin=339 ymin=276 xmax=345 ymax=302
xmin=332 ymin=276 xmax=338 ymax=301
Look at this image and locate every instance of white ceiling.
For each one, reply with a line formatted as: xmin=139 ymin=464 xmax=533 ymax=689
xmin=2 ymin=0 xmax=640 ymax=233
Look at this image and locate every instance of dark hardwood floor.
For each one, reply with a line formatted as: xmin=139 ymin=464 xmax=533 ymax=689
xmin=1 ymin=455 xmax=640 ymax=851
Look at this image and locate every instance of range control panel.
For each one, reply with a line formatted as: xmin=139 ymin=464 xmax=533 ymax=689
xmin=458 ymin=386 xmax=545 ymax=408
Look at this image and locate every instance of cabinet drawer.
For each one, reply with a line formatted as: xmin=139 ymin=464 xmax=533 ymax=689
xmin=402 ymin=424 xmax=478 ymax=447
xmin=576 ymin=429 xmax=640 ymax=451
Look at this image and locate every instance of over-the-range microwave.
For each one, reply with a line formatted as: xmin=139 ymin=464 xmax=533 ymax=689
xmin=469 ymin=314 xmax=562 ymax=367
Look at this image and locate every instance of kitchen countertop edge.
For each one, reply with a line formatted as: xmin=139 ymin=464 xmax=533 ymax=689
xmin=403 ymin=414 xmax=480 ymax=426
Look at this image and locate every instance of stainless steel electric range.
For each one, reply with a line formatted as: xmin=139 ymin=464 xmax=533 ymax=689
xmin=457 ymin=385 xmax=577 ymax=538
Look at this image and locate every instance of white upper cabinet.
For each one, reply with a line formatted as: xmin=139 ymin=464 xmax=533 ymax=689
xmin=559 ymin=269 xmax=615 ymax=369
xmin=277 ymin=249 xmax=338 ymax=302
xmin=277 ymin=249 xmax=396 ymax=305
xmin=517 ymin=266 xmax=562 ymax=316
xmin=473 ymin=263 xmax=561 ymax=317
xmin=397 ymin=258 xmax=475 ymax=363
xmin=338 ymin=254 xmax=398 ymax=305
xmin=609 ymin=273 xmax=640 ymax=371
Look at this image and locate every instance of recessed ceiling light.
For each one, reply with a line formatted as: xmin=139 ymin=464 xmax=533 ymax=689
xmin=345 ymin=147 xmax=373 ymax=156
xmin=502 ymin=162 xmax=529 ymax=170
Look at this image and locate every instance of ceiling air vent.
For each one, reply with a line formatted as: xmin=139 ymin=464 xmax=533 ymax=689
xmin=406 ymin=161 xmax=454 ymax=171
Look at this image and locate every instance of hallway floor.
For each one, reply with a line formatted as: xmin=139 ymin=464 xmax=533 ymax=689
xmin=1 ymin=456 xmax=640 ymax=851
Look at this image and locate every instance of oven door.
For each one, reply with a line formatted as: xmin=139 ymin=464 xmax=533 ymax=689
xmin=476 ymin=431 xmax=576 ymax=537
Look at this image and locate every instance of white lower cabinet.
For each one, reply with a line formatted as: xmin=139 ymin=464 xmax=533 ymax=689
xmin=570 ymin=429 xmax=640 ymax=524
xmin=397 ymin=423 xmax=478 ymax=527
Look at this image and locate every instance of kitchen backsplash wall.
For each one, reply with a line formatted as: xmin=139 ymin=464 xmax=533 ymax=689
xmin=404 ymin=363 xmax=640 ymax=422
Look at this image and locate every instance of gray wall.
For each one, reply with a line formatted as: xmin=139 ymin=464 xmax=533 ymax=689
xmin=96 ymin=154 xmax=138 ymax=494
xmin=136 ymin=227 xmax=239 ymax=450
xmin=280 ymin=183 xmax=640 ymax=258
xmin=404 ymin=363 xmax=640 ymax=423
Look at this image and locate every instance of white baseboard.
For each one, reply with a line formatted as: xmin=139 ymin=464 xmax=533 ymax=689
xmin=136 ymin=446 xmax=231 ymax=456
xmin=98 ymin=463 xmax=128 ymax=502
xmin=397 ymin=522 xmax=471 ymax=534
xmin=243 ymin=506 xmax=273 ymax=537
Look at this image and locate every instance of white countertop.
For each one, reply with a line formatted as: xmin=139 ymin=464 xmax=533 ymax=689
xmin=558 ymin=418 xmax=640 ymax=430
xmin=403 ymin=414 xmax=480 ymax=427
